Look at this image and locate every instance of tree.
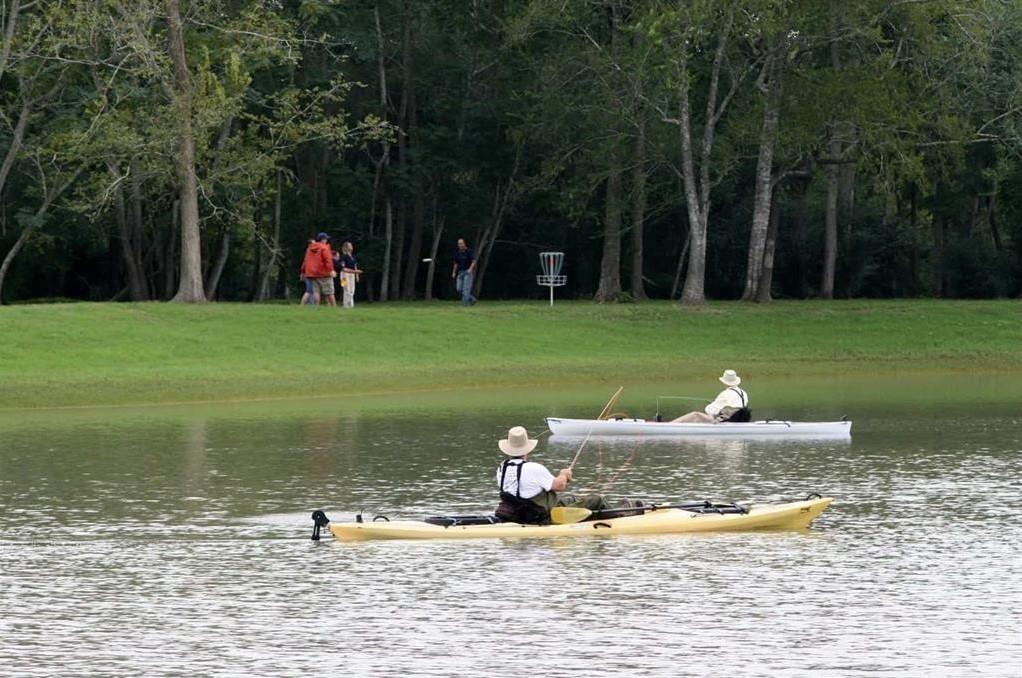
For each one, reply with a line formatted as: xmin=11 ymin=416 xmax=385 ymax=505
xmin=647 ymin=1 xmax=756 ymax=304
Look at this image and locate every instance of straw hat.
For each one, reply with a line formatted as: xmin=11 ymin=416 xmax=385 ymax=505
xmin=498 ymin=426 xmax=538 ymax=457
xmin=719 ymin=369 xmax=741 ymax=386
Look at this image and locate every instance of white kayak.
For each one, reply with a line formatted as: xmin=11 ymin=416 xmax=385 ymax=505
xmin=546 ymin=417 xmax=852 ymax=438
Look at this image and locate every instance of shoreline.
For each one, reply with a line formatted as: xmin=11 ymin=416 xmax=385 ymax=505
xmin=1 ymin=369 xmax=1020 ymax=425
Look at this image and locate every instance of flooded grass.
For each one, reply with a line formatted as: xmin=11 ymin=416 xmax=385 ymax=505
xmin=1 ymin=299 xmax=1020 ymax=409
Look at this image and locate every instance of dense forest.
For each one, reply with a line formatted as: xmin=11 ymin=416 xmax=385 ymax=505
xmin=0 ymin=0 xmax=1020 ymax=304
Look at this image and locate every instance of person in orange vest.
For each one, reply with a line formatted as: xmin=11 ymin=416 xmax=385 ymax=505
xmin=299 ymin=233 xmax=337 ymax=306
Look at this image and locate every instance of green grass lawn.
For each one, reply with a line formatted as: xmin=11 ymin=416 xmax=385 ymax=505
xmin=0 ymin=299 xmax=1019 ymax=409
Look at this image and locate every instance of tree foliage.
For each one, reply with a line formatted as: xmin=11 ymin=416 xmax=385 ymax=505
xmin=0 ymin=0 xmax=1018 ymax=303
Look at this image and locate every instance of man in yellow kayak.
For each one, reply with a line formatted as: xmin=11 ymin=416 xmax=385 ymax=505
xmin=672 ymin=369 xmax=751 ymax=423
xmin=494 ymin=426 xmax=607 ymax=524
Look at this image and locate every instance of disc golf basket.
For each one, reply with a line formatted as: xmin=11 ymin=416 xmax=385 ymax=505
xmin=536 ymin=252 xmax=566 ymax=306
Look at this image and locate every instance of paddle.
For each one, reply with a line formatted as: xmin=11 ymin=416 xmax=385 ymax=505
xmin=550 ymin=501 xmax=748 ymax=525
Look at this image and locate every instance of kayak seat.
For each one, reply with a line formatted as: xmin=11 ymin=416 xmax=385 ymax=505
xmin=720 ymin=407 xmax=752 ymax=423
xmin=608 ymin=498 xmax=646 ymax=518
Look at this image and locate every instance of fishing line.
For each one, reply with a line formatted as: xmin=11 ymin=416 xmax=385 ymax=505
xmin=566 ymin=386 xmax=622 ymax=471
xmin=598 ymin=441 xmax=642 ymax=494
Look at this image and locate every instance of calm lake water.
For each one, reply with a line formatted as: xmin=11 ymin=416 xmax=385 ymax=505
xmin=1 ymin=376 xmax=1020 ymax=677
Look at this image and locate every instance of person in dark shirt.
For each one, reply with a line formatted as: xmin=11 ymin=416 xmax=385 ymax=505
xmin=451 ymin=237 xmax=477 ymax=306
xmin=338 ymin=241 xmax=363 ymax=308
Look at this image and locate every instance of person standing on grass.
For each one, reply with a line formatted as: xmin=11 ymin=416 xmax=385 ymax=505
xmin=299 ymin=233 xmax=337 ymax=306
xmin=338 ymin=241 xmax=363 ymax=308
xmin=299 ymin=238 xmax=316 ymax=305
xmin=451 ymin=237 xmax=477 ymax=306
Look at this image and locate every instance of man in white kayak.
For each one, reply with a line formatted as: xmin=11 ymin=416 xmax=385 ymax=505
xmin=672 ymin=369 xmax=751 ymax=423
xmin=494 ymin=426 xmax=606 ymax=524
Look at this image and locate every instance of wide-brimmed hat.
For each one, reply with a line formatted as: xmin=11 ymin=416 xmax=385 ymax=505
xmin=719 ymin=369 xmax=741 ymax=386
xmin=498 ymin=426 xmax=538 ymax=457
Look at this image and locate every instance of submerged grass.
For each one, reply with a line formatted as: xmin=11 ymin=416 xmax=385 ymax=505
xmin=0 ymin=299 xmax=1019 ymax=409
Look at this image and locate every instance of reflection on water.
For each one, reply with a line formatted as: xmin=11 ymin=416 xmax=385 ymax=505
xmin=1 ymin=385 xmax=1021 ymax=676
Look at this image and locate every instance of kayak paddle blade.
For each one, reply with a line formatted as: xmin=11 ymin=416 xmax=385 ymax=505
xmin=550 ymin=506 xmax=593 ymax=524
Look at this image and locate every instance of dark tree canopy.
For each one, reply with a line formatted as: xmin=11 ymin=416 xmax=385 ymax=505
xmin=0 ymin=0 xmax=1019 ymax=304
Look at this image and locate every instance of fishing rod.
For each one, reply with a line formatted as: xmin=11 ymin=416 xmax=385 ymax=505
xmin=654 ymin=395 xmax=710 ymax=421
xmin=551 ymin=500 xmax=749 ymax=525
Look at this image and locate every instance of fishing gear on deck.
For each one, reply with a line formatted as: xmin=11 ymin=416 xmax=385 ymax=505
xmin=424 ymin=515 xmax=504 ymax=527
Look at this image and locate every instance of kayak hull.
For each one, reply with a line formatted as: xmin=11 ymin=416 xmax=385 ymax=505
xmin=546 ymin=417 xmax=851 ymax=438
xmin=328 ymin=497 xmax=833 ymax=541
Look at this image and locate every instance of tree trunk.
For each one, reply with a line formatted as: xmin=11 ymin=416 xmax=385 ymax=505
xmin=204 ymin=228 xmax=230 ymax=300
xmin=790 ymin=175 xmax=809 ymax=298
xmin=741 ymin=50 xmax=782 ymax=301
xmin=385 ymin=0 xmax=414 ymax=301
xmin=400 ymin=42 xmax=422 ymax=300
xmin=0 ymin=102 xmax=30 ymax=196
xmin=424 ymin=209 xmax=444 ymax=301
xmin=678 ymin=77 xmax=707 ymax=304
xmin=371 ymin=0 xmax=392 ymax=301
xmin=379 ymin=198 xmax=393 ymax=301
xmin=108 ymin=163 xmax=148 ymax=301
xmin=389 ymin=205 xmax=405 ymax=300
xmin=755 ymin=180 xmax=781 ymax=303
xmin=401 ymin=193 xmax=424 ymax=299
xmin=670 ymin=222 xmax=691 ymax=300
xmin=679 ymin=214 xmax=707 ymax=304
xmin=164 ymin=201 xmax=179 ymax=299
xmin=931 ymin=216 xmax=944 ymax=297
xmin=594 ymin=152 xmax=623 ymax=302
xmin=474 ymin=173 xmax=516 ymax=297
xmin=127 ymin=161 xmax=150 ymax=299
xmin=907 ymin=183 xmax=918 ymax=294
xmin=166 ymin=0 xmax=205 ymax=303
xmin=988 ymin=194 xmax=1002 ymax=252
xmin=820 ymin=26 xmax=846 ymax=301
xmin=258 ymin=171 xmax=283 ymax=301
xmin=594 ymin=4 xmax=623 ymax=302
xmin=630 ymin=112 xmax=648 ymax=301
xmin=0 ymin=0 xmax=22 ymax=83
xmin=820 ymin=142 xmax=840 ymax=299
xmin=474 ymin=226 xmax=499 ymax=298
xmin=0 ymin=222 xmax=33 ymax=304
xmin=677 ymin=11 xmax=734 ymax=305
xmin=249 ymin=228 xmax=262 ymax=302
xmin=394 ymin=8 xmax=419 ymax=300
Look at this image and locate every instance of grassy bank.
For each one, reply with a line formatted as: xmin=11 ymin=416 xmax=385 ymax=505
xmin=0 ymin=299 xmax=1019 ymax=410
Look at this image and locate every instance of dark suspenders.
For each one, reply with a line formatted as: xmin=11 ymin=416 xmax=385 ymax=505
xmin=499 ymin=459 xmax=526 ymax=498
xmin=728 ymin=387 xmax=747 ymax=407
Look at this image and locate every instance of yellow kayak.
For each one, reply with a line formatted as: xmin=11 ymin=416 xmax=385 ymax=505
xmin=315 ymin=496 xmax=833 ymax=541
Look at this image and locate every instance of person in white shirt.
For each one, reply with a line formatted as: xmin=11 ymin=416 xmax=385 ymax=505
xmin=494 ymin=426 xmax=604 ymax=524
xmin=672 ymin=369 xmax=751 ymax=423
